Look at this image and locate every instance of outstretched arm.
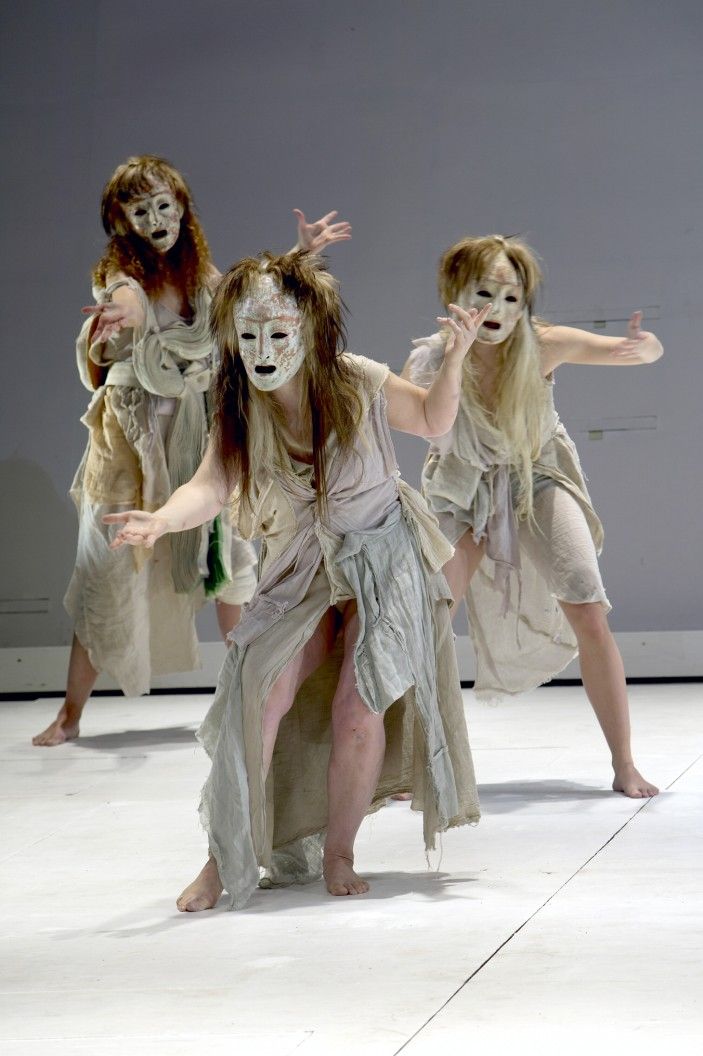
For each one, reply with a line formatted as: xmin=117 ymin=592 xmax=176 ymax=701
xmin=538 ymin=312 xmax=663 ymax=374
xmin=292 ymin=209 xmax=352 ymax=254
xmin=81 ymin=274 xmax=146 ymax=344
xmin=103 ymin=442 xmax=231 ymax=549
xmin=384 ymin=303 xmax=492 ymax=438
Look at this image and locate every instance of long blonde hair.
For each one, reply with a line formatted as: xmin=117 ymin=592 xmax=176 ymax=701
xmin=438 ymin=234 xmax=547 ymax=520
xmin=209 ymin=251 xmax=363 ymax=514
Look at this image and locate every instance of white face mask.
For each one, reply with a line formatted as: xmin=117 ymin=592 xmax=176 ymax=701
xmin=123 ymin=183 xmax=183 ymax=253
xmin=234 ymin=276 xmax=306 ymax=392
xmin=457 ymin=251 xmax=524 ymax=345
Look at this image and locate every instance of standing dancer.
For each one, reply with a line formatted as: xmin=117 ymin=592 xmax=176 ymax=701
xmin=107 ymin=251 xmax=485 ymax=909
xmin=33 ymin=156 xmax=351 ymax=746
xmin=404 ymin=235 xmax=662 ymax=798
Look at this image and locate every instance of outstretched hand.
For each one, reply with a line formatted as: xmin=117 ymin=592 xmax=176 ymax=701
xmin=610 ymin=311 xmax=662 ymax=362
xmin=82 ymin=302 xmax=132 ymax=344
xmin=438 ymin=303 xmax=493 ymax=362
xmin=294 ymin=209 xmax=352 ymax=253
xmin=102 ymin=510 xmax=170 ymax=550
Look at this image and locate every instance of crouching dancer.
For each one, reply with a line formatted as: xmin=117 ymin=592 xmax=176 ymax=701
xmin=106 ymin=252 xmax=487 ymax=910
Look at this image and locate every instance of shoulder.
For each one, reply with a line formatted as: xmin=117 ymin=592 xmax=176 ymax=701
xmin=342 ymin=353 xmax=390 ymax=398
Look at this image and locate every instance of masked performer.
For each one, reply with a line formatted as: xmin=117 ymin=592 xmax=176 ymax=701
xmin=33 ymin=156 xmax=351 ymax=746
xmin=404 ymin=235 xmax=663 ymax=799
xmin=106 ymin=251 xmax=486 ymax=909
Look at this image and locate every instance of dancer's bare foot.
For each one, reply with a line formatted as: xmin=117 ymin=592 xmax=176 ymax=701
xmin=32 ymin=705 xmax=81 ymax=746
xmin=176 ymin=857 xmax=223 ymax=912
xmin=323 ymin=852 xmax=369 ymax=896
xmin=613 ymin=764 xmax=659 ymax=798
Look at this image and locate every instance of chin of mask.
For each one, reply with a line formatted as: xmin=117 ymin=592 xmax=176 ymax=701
xmin=124 ymin=185 xmax=184 ymax=254
xmin=234 ymin=277 xmax=306 ymax=392
xmin=457 ymin=252 xmax=524 ymax=345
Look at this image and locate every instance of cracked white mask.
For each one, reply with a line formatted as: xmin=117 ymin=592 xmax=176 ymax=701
xmin=457 ymin=251 xmax=524 ymax=345
xmin=234 ymin=276 xmax=306 ymax=392
xmin=123 ymin=183 xmax=183 ymax=253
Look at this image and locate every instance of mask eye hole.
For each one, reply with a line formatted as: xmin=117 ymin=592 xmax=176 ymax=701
xmin=158 ymin=202 xmax=170 ymax=211
xmin=134 ymin=208 xmax=147 ymax=217
xmin=240 ymin=332 xmax=256 ymax=340
xmin=476 ymin=289 xmax=491 ymax=298
xmin=271 ymin=332 xmax=287 ymax=339
xmin=506 ymin=295 xmax=518 ymax=303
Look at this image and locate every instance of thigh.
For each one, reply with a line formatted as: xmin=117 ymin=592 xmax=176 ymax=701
xmin=443 ymin=529 xmax=486 ymax=609
xmin=265 ymin=606 xmax=342 ymax=720
xmin=331 ymin=602 xmax=382 ymax=728
xmin=522 ymin=485 xmax=607 ymax=604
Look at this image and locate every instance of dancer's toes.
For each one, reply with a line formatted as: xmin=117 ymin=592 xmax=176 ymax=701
xmin=323 ymin=854 xmax=369 ymax=896
xmin=176 ymin=858 xmax=223 ymax=912
xmin=32 ymin=708 xmax=80 ymax=747
xmin=613 ymin=765 xmax=659 ymax=798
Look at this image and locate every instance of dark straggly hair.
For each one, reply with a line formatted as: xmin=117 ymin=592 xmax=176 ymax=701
xmin=93 ymin=155 xmax=212 ymax=300
xmin=209 ymin=251 xmax=363 ymax=513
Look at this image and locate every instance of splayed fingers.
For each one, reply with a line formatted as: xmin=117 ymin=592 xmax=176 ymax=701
xmin=438 ymin=302 xmax=493 ymax=360
xmin=294 ymin=208 xmax=352 ymax=253
xmin=102 ymin=510 xmax=169 ymax=550
xmin=81 ymin=303 xmax=131 ymax=343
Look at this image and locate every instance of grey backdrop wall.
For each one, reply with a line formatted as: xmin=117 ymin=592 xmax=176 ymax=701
xmin=1 ymin=0 xmax=701 ymax=651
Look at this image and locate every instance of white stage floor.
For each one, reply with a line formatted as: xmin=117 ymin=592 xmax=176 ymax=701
xmin=1 ymin=684 xmax=701 ymax=1055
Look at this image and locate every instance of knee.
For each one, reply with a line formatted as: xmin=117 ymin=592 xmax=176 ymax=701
xmin=563 ymin=601 xmax=610 ymax=643
xmin=332 ymin=697 xmax=381 ymax=748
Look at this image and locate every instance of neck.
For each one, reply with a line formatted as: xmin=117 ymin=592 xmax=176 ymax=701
xmin=270 ymin=374 xmax=304 ymax=423
xmin=471 ymin=339 xmax=505 ymax=369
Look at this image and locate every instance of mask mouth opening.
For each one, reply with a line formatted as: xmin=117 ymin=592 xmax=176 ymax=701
xmin=255 ymin=364 xmax=276 ymax=375
xmin=152 ymin=229 xmax=169 ymax=241
xmin=483 ymin=320 xmax=501 ymax=330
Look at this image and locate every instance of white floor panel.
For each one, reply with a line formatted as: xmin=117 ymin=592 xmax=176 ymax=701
xmin=1 ymin=685 xmax=701 ymax=1054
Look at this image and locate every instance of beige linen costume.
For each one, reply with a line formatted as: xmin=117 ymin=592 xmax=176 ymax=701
xmin=197 ymin=355 xmax=480 ymax=909
xmin=64 ymin=278 xmax=256 ymax=697
xmin=407 ymin=333 xmax=610 ymax=701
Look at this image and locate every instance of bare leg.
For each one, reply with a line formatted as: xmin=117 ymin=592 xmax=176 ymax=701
xmin=177 ymin=608 xmax=339 ymax=912
xmin=560 ymin=601 xmax=658 ymax=798
xmin=324 ymin=605 xmax=386 ymax=896
xmin=215 ymin=600 xmax=241 ymax=643
xmin=389 ymin=532 xmax=484 ymax=802
xmin=442 ymin=530 xmax=486 ymax=614
xmin=32 ymin=634 xmax=98 ymax=746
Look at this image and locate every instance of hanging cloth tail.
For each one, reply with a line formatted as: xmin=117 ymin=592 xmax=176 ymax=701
xmin=204 ymin=514 xmax=230 ymax=598
xmin=167 ymin=384 xmax=208 ymax=594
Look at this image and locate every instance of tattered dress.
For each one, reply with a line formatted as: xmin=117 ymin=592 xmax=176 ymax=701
xmin=197 ymin=355 xmax=480 ymax=909
xmin=64 ymin=278 xmax=257 ymax=697
xmin=407 ymin=333 xmax=610 ymax=701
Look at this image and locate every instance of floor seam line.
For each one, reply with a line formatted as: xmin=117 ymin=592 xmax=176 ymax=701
xmin=391 ymin=781 xmax=673 ymax=1055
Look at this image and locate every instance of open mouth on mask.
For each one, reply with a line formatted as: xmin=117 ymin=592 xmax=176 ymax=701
xmin=483 ymin=321 xmax=501 ymax=331
xmin=152 ymin=230 xmax=168 ymax=241
xmin=255 ymin=365 xmax=276 ymax=375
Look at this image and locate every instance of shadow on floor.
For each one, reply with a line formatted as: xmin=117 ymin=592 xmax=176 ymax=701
xmin=477 ymin=778 xmax=614 ymax=812
xmin=74 ymin=725 xmax=198 ymax=751
xmin=54 ymin=871 xmax=478 ymax=940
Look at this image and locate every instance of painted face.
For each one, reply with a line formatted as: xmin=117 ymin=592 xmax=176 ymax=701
xmin=123 ymin=183 xmax=183 ymax=253
xmin=234 ymin=275 xmax=306 ymax=391
xmin=457 ymin=251 xmax=524 ymax=345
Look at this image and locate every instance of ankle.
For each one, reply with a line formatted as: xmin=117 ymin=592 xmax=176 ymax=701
xmin=612 ymin=757 xmax=635 ymax=772
xmin=323 ymin=848 xmax=354 ymax=865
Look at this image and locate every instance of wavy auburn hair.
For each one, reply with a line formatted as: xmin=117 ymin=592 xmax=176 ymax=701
xmin=438 ymin=234 xmax=547 ymax=521
xmin=93 ymin=155 xmax=212 ymax=300
xmin=209 ymin=251 xmax=363 ymax=514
